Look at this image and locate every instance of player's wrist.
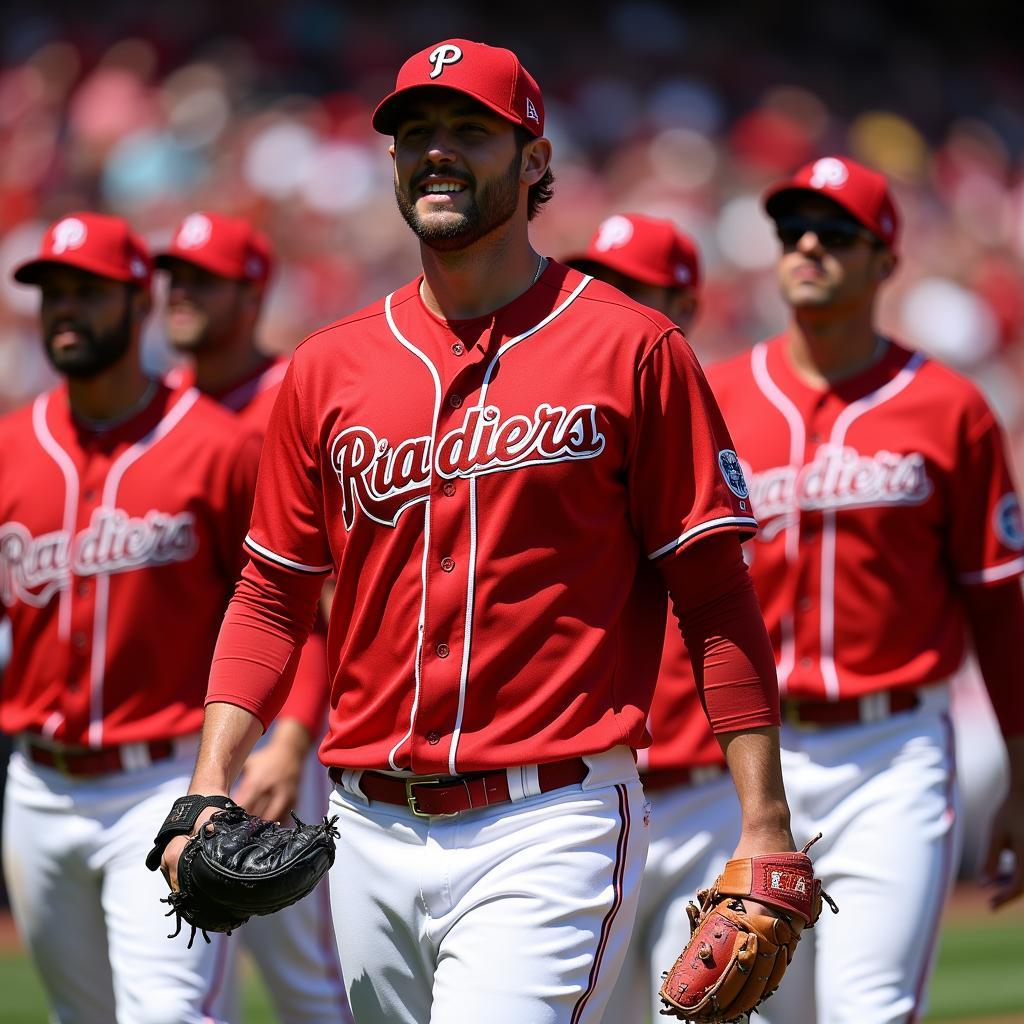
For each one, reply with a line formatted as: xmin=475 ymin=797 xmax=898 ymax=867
xmin=736 ymin=804 xmax=795 ymax=852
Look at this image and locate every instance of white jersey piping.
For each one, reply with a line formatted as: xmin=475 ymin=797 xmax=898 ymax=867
xmin=446 ymin=274 xmax=592 ymax=773
xmin=957 ymin=557 xmax=1024 ymax=585
xmin=820 ymin=352 xmax=924 ymax=698
xmin=382 ymin=291 xmax=443 ymax=771
xmin=647 ymin=515 xmax=759 ymax=562
xmin=89 ymin=387 xmax=201 ymax=746
xmin=244 ymin=535 xmax=333 ymax=574
xmin=31 ymin=394 xmax=79 ymax=642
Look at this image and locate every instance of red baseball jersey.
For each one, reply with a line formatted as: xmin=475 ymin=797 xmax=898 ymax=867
xmin=170 ymin=356 xmax=289 ymax=433
xmin=0 ymin=382 xmax=260 ymax=746
xmin=707 ymin=334 xmax=1024 ymax=699
xmin=183 ymin=354 xmax=331 ymax=739
xmin=229 ymin=262 xmax=756 ymax=774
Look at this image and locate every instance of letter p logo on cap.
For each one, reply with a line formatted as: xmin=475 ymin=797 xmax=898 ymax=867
xmin=429 ymin=44 xmax=463 ymax=79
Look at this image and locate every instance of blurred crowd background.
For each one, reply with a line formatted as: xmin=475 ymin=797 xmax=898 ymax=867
xmin=0 ymin=0 xmax=1020 ymax=889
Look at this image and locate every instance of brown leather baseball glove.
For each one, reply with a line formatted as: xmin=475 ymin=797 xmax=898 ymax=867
xmin=659 ymin=834 xmax=838 ymax=1022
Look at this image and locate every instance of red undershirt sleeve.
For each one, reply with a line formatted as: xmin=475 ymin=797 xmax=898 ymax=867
xmin=205 ymin=558 xmax=323 ymax=731
xmin=961 ymin=580 xmax=1024 ymax=738
xmin=657 ymin=532 xmax=780 ymax=734
xmin=276 ymin=613 xmax=331 ymax=739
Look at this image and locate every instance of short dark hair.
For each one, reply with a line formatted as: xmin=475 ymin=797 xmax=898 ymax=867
xmin=515 ymin=127 xmax=555 ymax=221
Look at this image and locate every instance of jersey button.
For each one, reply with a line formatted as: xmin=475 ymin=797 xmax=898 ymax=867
xmin=436 ymin=643 xmax=450 ymax=659
xmin=798 ymin=596 xmax=813 ymax=612
xmin=76 ymin=580 xmax=90 ymax=598
xmin=441 ymin=557 xmax=455 ymax=572
xmin=427 ymin=731 xmax=441 ymax=745
xmin=83 ymin=489 xmax=97 ymax=502
xmin=449 ymin=394 xmax=463 ymax=409
xmin=442 ymin=482 xmax=456 ymax=497
xmin=72 ymin=632 xmax=88 ymax=651
xmin=799 ymin=657 xmax=813 ymax=669
xmin=451 ymin=342 xmax=465 ymax=356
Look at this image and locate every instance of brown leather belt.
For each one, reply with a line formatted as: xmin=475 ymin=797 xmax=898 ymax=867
xmin=23 ymin=737 xmax=175 ymax=777
xmin=329 ymin=757 xmax=589 ymax=817
xmin=640 ymin=764 xmax=726 ymax=792
xmin=782 ymin=690 xmax=920 ymax=728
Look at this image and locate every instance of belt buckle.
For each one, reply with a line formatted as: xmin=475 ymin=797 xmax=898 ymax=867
xmin=405 ymin=776 xmax=464 ymax=818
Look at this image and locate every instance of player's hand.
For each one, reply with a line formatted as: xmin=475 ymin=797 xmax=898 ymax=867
xmin=233 ymin=718 xmax=311 ymax=823
xmin=983 ymin=787 xmax=1024 ymax=909
xmin=160 ymin=806 xmax=220 ymax=891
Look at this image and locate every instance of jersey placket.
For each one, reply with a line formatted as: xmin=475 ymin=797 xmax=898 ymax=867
xmin=409 ymin=323 xmax=495 ymax=774
xmin=791 ymin=392 xmax=832 ymax=697
xmin=63 ymin=439 xmax=110 ymax=744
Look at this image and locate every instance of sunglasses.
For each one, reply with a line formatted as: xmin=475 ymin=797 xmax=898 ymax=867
xmin=775 ymin=216 xmax=880 ymax=251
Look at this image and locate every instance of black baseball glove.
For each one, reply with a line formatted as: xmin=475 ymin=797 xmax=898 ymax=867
xmin=146 ymin=795 xmax=339 ymax=948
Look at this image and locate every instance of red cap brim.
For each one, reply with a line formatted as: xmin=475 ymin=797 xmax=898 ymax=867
xmin=372 ymin=84 xmax=531 ymax=136
xmin=13 ymin=255 xmax=144 ymax=286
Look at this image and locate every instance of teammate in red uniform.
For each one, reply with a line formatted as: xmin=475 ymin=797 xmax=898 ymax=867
xmin=707 ymin=156 xmax=1024 ymax=1024
xmin=0 ymin=213 xmax=259 ymax=1023
xmin=156 ymin=212 xmax=350 ymax=1023
xmin=566 ymin=214 xmax=743 ymax=1023
xmin=159 ymin=40 xmax=796 ymax=1024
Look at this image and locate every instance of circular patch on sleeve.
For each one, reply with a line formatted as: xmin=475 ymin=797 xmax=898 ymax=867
xmin=993 ymin=493 xmax=1024 ymax=550
xmin=718 ymin=449 xmax=750 ymax=499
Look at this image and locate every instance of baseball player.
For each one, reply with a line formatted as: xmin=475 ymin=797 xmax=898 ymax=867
xmin=159 ymin=39 xmax=797 ymax=1024
xmin=0 ymin=212 xmax=260 ymax=1023
xmin=156 ymin=211 xmax=350 ymax=1023
xmin=565 ymin=214 xmax=743 ymax=1023
xmin=706 ymin=156 xmax=1024 ymax=1024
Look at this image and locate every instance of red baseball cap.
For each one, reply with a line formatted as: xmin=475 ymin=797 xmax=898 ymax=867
xmin=564 ymin=214 xmax=701 ymax=290
xmin=13 ymin=212 xmax=152 ymax=287
xmin=763 ymin=156 xmax=900 ymax=249
xmin=155 ymin=212 xmax=273 ymax=284
xmin=373 ymin=38 xmax=544 ymax=138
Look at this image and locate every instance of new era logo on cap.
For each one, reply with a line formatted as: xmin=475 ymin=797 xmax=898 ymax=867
xmin=373 ymin=38 xmax=545 ymax=138
xmin=12 ymin=212 xmax=152 ymax=287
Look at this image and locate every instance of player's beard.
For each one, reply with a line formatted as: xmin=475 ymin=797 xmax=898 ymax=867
xmin=44 ymin=300 xmax=134 ymax=379
xmin=395 ymin=153 xmax=521 ymax=252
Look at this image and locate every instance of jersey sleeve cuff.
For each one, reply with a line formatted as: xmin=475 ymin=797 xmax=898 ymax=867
xmin=957 ymin=556 xmax=1024 ymax=586
xmin=244 ymin=534 xmax=333 ymax=575
xmin=204 ymin=692 xmax=274 ymax=732
xmin=647 ymin=515 xmax=758 ymax=562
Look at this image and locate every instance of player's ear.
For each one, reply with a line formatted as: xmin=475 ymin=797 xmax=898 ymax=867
xmin=874 ymin=248 xmax=896 ymax=283
xmin=388 ymin=143 xmax=396 ymax=161
xmin=521 ymin=137 xmax=552 ymax=187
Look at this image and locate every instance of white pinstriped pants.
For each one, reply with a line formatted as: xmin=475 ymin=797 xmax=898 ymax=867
xmin=327 ymin=746 xmax=648 ymax=1024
